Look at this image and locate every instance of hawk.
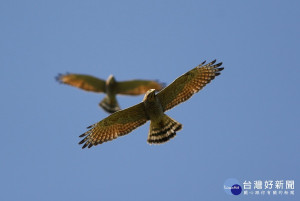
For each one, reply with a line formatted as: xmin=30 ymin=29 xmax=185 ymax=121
xmin=79 ymin=60 xmax=224 ymax=148
xmin=56 ymin=74 xmax=165 ymax=113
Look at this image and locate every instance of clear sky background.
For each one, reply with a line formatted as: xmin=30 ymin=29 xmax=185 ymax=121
xmin=1 ymin=0 xmax=299 ymax=200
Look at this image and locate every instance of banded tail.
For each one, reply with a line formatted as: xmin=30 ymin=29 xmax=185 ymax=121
xmin=99 ymin=95 xmax=120 ymax=113
xmin=147 ymin=114 xmax=182 ymax=144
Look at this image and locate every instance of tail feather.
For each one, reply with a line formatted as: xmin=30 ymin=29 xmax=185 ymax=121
xmin=147 ymin=115 xmax=182 ymax=144
xmin=99 ymin=95 xmax=120 ymax=113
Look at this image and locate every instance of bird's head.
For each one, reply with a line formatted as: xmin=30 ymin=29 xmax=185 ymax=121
xmin=143 ymin=89 xmax=156 ymax=102
xmin=106 ymin=74 xmax=116 ymax=85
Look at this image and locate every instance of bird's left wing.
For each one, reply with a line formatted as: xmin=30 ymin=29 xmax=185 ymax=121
xmin=79 ymin=102 xmax=148 ymax=149
xmin=56 ymin=73 xmax=106 ymax=92
xmin=115 ymin=80 xmax=165 ymax=95
xmin=157 ymin=60 xmax=224 ymax=112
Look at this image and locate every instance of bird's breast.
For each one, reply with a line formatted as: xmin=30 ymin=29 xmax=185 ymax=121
xmin=144 ymin=99 xmax=164 ymax=121
xmin=106 ymin=82 xmax=117 ymax=96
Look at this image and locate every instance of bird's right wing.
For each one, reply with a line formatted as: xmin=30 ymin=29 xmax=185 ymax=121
xmin=116 ymin=80 xmax=165 ymax=95
xmin=56 ymin=73 xmax=106 ymax=92
xmin=79 ymin=102 xmax=148 ymax=149
xmin=157 ymin=60 xmax=224 ymax=112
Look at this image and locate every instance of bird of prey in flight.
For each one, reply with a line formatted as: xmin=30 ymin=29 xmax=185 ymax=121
xmin=78 ymin=60 xmax=224 ymax=149
xmin=56 ymin=74 xmax=165 ymax=113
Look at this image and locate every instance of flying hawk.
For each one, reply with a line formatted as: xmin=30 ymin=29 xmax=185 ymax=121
xmin=79 ymin=60 xmax=224 ymax=148
xmin=56 ymin=74 xmax=165 ymax=113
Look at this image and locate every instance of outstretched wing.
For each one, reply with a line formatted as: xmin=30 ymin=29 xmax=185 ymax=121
xmin=157 ymin=60 xmax=224 ymax=112
xmin=116 ymin=80 xmax=165 ymax=95
xmin=56 ymin=73 xmax=106 ymax=92
xmin=79 ymin=103 xmax=148 ymax=148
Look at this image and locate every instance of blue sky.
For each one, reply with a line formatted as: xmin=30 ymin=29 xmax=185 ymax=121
xmin=1 ymin=0 xmax=299 ymax=200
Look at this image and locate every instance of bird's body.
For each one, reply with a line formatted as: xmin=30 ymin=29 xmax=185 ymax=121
xmin=143 ymin=89 xmax=163 ymax=120
xmin=142 ymin=89 xmax=182 ymax=143
xmin=56 ymin=73 xmax=165 ymax=113
xmin=79 ymin=60 xmax=224 ymax=149
xmin=99 ymin=75 xmax=120 ymax=113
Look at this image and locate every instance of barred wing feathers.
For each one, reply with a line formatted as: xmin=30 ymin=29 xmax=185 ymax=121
xmin=157 ymin=60 xmax=224 ymax=112
xmin=79 ymin=103 xmax=148 ymax=148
